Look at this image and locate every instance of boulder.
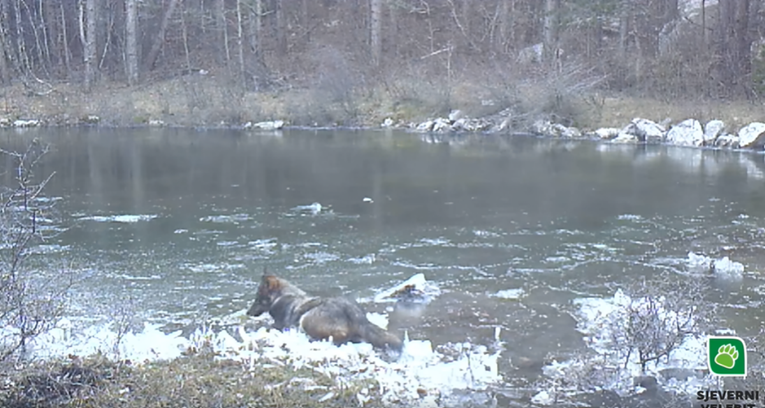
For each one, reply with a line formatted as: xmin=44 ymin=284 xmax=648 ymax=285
xmin=611 ymin=132 xmax=639 ymax=143
xmin=715 ymin=134 xmax=740 ymax=148
xmin=491 ymin=117 xmax=513 ymax=133
xmin=82 ymin=115 xmax=100 ymax=124
xmin=616 ymin=118 xmax=665 ymax=143
xmin=531 ymin=120 xmax=580 ymax=138
xmin=432 ymin=117 xmax=451 ymax=132
xmin=738 ymin=122 xmax=765 ymax=148
xmin=665 ymin=119 xmax=703 ymax=147
xmin=416 ymin=120 xmax=434 ymax=132
xmin=633 ymin=118 xmax=666 ymax=143
xmin=252 ymin=120 xmax=285 ymax=130
xmin=531 ymin=119 xmax=554 ymax=136
xmin=452 ymin=118 xmax=489 ymax=132
xmin=593 ymin=127 xmax=620 ymax=140
xmin=703 ymin=120 xmax=725 ymax=145
xmin=381 ymin=118 xmax=394 ymax=128
xmin=13 ymin=119 xmax=41 ymax=127
xmin=448 ymin=110 xmax=463 ymax=122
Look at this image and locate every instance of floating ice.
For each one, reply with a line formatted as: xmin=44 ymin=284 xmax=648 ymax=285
xmin=79 ymin=214 xmax=158 ymax=223
xmin=292 ymin=202 xmax=323 ymax=215
xmin=373 ymin=273 xmax=441 ymax=303
xmin=539 ymin=290 xmax=715 ymax=400
xmin=684 ymin=251 xmax=744 ymax=279
xmin=199 ymin=214 xmax=250 ymax=223
xmin=15 ymin=270 xmax=501 ymax=406
xmin=491 ymin=288 xmax=525 ymax=300
xmin=711 ymin=256 xmax=744 ymax=280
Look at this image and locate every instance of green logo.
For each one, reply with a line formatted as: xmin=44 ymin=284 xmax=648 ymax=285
xmin=708 ymin=336 xmax=746 ymax=376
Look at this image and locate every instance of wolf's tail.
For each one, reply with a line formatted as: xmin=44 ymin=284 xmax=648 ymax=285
xmin=358 ymin=322 xmax=403 ymax=352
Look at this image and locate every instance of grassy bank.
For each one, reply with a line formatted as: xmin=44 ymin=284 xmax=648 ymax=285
xmin=2 ymin=73 xmax=764 ymax=132
xmin=0 ymin=351 xmax=387 ymax=408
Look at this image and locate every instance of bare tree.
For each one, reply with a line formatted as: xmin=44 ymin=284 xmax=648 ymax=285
xmin=144 ymin=0 xmax=180 ymax=72
xmin=0 ymin=140 xmax=71 ymax=363
xmin=370 ymin=0 xmax=383 ymax=65
xmin=125 ymin=0 xmax=139 ymax=85
xmin=82 ymin=0 xmax=97 ymax=91
xmin=236 ymin=0 xmax=246 ymax=83
xmin=542 ymin=0 xmax=559 ymax=64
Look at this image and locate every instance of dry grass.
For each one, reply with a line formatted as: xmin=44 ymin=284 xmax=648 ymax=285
xmin=577 ymin=94 xmax=765 ymax=132
xmin=1 ymin=73 xmax=764 ymax=133
xmin=0 ymin=350 xmax=387 ymax=408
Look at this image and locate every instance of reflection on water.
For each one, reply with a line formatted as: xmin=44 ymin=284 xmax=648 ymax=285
xmin=2 ymin=128 xmax=765 ymax=402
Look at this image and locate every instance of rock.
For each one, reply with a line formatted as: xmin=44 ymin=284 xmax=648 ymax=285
xmin=416 ymin=120 xmax=434 ymax=132
xmin=615 ymin=118 xmax=665 ymax=143
xmin=81 ymin=115 xmax=100 ymax=124
xmin=491 ymin=117 xmax=513 ymax=133
xmin=147 ymin=119 xmax=165 ymax=127
xmin=0 ymin=118 xmax=11 ymax=127
xmin=451 ymin=118 xmax=467 ymax=131
xmin=13 ymin=119 xmax=40 ymax=127
xmin=633 ymin=118 xmax=666 ymax=143
xmin=715 ymin=134 xmax=740 ymax=148
xmin=703 ymin=120 xmax=725 ymax=145
xmin=252 ymin=120 xmax=285 ymax=130
xmin=432 ymin=117 xmax=451 ymax=132
xmin=666 ymin=119 xmax=703 ymax=147
xmin=555 ymin=124 xmax=582 ymax=138
xmin=531 ymin=120 xmax=580 ymax=138
xmin=381 ymin=118 xmax=394 ymax=128
xmin=531 ymin=120 xmax=553 ymax=136
xmin=455 ymin=118 xmax=490 ymax=132
xmin=593 ymin=127 xmax=620 ymax=140
xmin=738 ymin=122 xmax=765 ymax=148
xmin=611 ymin=132 xmax=639 ymax=143
xmin=448 ymin=110 xmax=463 ymax=122
xmin=633 ymin=376 xmax=658 ymax=393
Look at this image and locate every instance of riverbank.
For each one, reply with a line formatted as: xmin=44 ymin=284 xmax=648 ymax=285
xmin=2 ymin=75 xmax=765 ymax=150
xmin=0 ymin=352 xmax=386 ymax=408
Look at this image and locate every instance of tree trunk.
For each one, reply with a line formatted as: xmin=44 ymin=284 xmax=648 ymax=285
xmin=717 ymin=0 xmax=736 ymax=88
xmin=274 ymin=0 xmax=286 ymax=56
xmin=496 ymin=0 xmax=512 ymax=54
xmin=83 ymin=0 xmax=97 ymax=91
xmin=542 ymin=0 xmax=559 ymax=63
xmin=215 ymin=0 xmax=230 ymax=63
xmin=125 ymin=0 xmax=138 ymax=84
xmin=60 ymin=1 xmax=71 ymax=77
xmin=0 ymin=0 xmax=11 ymax=83
xmin=144 ymin=0 xmax=180 ymax=72
xmin=388 ymin=0 xmax=398 ymax=57
xmin=370 ymin=0 xmax=382 ymax=65
xmin=236 ymin=0 xmax=246 ymax=84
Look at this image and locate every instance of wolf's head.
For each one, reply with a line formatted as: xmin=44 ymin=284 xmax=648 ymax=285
xmin=247 ymin=273 xmax=285 ymax=317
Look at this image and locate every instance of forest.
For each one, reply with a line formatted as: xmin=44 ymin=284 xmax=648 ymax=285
xmin=0 ymin=0 xmax=762 ymax=128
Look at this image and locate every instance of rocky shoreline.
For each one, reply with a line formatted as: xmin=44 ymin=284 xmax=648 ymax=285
xmin=395 ymin=111 xmax=765 ymax=150
xmin=3 ymin=107 xmax=765 ymax=151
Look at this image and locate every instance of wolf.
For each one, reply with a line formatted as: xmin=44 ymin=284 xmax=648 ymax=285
xmin=246 ymin=272 xmax=404 ymax=352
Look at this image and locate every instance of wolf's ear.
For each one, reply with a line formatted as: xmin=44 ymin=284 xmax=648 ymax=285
xmin=263 ymin=275 xmax=280 ymax=290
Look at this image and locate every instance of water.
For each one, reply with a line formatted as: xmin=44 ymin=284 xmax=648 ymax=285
xmin=2 ymin=128 xmax=765 ymax=405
